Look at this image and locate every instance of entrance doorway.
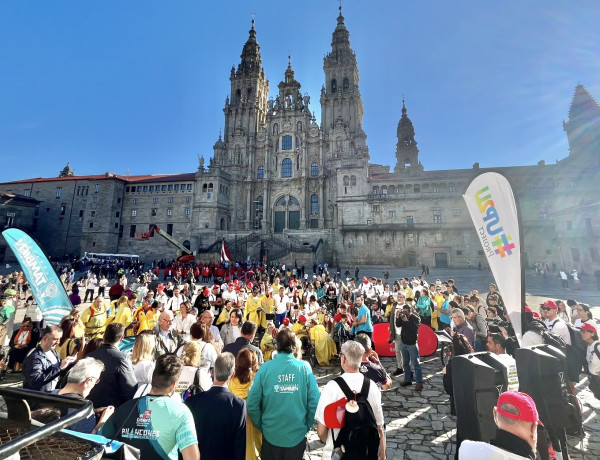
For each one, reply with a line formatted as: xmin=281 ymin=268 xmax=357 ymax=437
xmin=435 ymin=252 xmax=448 ymax=268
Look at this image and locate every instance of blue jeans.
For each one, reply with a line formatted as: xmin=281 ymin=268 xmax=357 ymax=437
xmin=275 ymin=312 xmax=287 ymax=328
xmin=401 ymin=343 xmax=423 ymax=384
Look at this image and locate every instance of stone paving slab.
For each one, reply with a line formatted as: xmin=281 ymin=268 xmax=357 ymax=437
xmin=304 ymin=354 xmax=600 ymax=460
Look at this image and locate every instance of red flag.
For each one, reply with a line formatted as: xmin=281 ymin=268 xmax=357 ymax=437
xmin=221 ymin=238 xmax=232 ymax=263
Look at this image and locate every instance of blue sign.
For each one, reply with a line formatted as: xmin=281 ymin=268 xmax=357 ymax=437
xmin=2 ymin=228 xmax=73 ymax=325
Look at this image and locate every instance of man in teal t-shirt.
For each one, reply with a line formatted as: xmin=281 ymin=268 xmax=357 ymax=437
xmin=354 ymin=295 xmax=373 ymax=338
xmin=100 ymin=355 xmax=199 ymax=460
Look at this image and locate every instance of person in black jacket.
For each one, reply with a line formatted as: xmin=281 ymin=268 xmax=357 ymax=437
xmin=399 ymin=305 xmax=423 ymax=391
xmin=185 ymin=352 xmax=246 ymax=460
xmin=86 ymin=323 xmax=138 ymax=409
xmin=23 ymin=325 xmax=75 ymax=392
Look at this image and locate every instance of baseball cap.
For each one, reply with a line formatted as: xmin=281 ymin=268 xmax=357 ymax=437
xmin=323 ymin=397 xmax=347 ymax=428
xmin=579 ymin=322 xmax=597 ymax=334
xmin=541 ymin=300 xmax=558 ymax=310
xmin=282 ymin=318 xmax=290 ymax=326
xmin=496 ymin=391 xmax=543 ymax=426
xmin=299 ymin=315 xmax=307 ymax=324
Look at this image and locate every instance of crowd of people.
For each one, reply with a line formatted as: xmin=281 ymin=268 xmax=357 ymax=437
xmin=0 ymin=259 xmax=599 ymax=460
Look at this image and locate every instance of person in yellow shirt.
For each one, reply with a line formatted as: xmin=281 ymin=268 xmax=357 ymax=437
xmin=259 ymin=289 xmax=276 ymax=324
xmin=245 ymin=286 xmax=266 ymax=329
xmin=291 ymin=315 xmax=309 ymax=340
xmin=309 ymin=318 xmax=337 ymax=365
xmin=260 ymin=322 xmax=278 ymax=361
xmin=81 ymin=296 xmax=109 ymax=339
xmin=217 ymin=299 xmax=234 ymax=326
xmin=228 ymin=348 xmax=262 ymax=460
xmin=111 ymin=293 xmax=136 ymax=337
xmin=400 ymin=278 xmax=414 ymax=300
xmin=70 ymin=308 xmax=86 ymax=339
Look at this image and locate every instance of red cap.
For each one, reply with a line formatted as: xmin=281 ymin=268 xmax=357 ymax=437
xmin=299 ymin=315 xmax=307 ymax=324
xmin=524 ymin=306 xmax=532 ymax=313
xmin=323 ymin=397 xmax=347 ymax=428
xmin=212 ymin=285 xmax=220 ymax=290
xmin=496 ymin=391 xmax=543 ymax=426
xmin=579 ymin=322 xmax=597 ymax=334
xmin=282 ymin=318 xmax=290 ymax=326
xmin=541 ymin=300 xmax=558 ymax=310
xmin=157 ymin=284 xmax=164 ymax=290
xmin=532 ymin=312 xmax=541 ymax=319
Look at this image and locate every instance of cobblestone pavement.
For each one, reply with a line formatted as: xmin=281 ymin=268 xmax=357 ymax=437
xmin=303 ymin=354 xmax=600 ymax=460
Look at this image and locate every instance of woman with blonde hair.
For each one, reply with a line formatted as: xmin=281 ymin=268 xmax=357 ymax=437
xmin=229 ymin=348 xmax=262 ymax=460
xmin=174 ymin=341 xmax=213 ymax=397
xmin=130 ymin=332 xmax=155 ymax=386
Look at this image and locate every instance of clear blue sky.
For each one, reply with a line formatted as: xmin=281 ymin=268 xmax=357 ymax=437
xmin=1 ymin=1 xmax=599 ymax=183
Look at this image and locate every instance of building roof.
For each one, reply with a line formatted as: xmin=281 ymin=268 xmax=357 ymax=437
xmin=1 ymin=172 xmax=196 ymax=185
xmin=0 ymin=190 xmax=40 ymax=204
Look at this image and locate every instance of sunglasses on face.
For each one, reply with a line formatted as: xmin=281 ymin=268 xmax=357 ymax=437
xmin=540 ymin=307 xmax=553 ymax=311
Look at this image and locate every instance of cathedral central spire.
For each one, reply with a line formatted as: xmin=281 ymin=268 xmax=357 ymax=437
xmin=237 ymin=19 xmax=263 ymax=77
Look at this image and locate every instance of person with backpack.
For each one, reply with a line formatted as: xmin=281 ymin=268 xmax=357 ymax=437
xmin=315 ymin=340 xmax=385 ymax=460
xmin=541 ymin=300 xmax=571 ymax=345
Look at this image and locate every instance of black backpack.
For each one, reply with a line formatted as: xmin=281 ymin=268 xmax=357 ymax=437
xmin=527 ymin=320 xmax=567 ymax=353
xmin=332 ymin=376 xmax=380 ymax=460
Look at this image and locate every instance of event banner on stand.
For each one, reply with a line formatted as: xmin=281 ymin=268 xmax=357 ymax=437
xmin=2 ymin=228 xmax=72 ymax=325
xmin=463 ymin=172 xmax=524 ymax=341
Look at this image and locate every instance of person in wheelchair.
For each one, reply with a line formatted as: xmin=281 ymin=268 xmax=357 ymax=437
xmin=333 ymin=313 xmax=351 ymax=351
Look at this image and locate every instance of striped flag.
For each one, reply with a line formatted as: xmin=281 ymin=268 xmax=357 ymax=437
xmin=221 ymin=238 xmax=232 ymax=263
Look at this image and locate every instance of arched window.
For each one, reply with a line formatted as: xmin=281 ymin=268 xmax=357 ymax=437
xmin=275 ymin=197 xmax=286 ymax=206
xmin=311 ymin=194 xmax=319 ymax=215
xmin=236 ymin=89 xmax=241 ymax=104
xmin=373 ymin=186 xmax=379 ymax=195
xmin=343 ymin=176 xmax=350 ymax=186
xmin=331 ymin=79 xmax=337 ymax=93
xmin=247 ymin=88 xmax=252 ymax=100
xmin=297 ymin=121 xmax=302 ymax=132
xmin=257 ymin=166 xmax=264 ymax=179
xmin=382 ymin=186 xmax=388 ymax=195
xmin=389 ymin=186 xmax=396 ymax=194
xmin=350 ymin=176 xmax=356 ymax=186
xmin=208 ymin=183 xmax=214 ymax=192
xmin=343 ymin=78 xmax=349 ymax=91
xmin=202 ymin=183 xmax=207 ymax=192
xmin=282 ymin=135 xmax=292 ymax=150
xmin=289 ymin=196 xmax=300 ymax=206
xmin=311 ymin=162 xmax=318 ymax=176
xmin=281 ymin=158 xmax=292 ymax=178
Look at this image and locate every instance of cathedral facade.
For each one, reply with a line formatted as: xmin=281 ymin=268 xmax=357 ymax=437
xmin=2 ymin=10 xmax=600 ymax=272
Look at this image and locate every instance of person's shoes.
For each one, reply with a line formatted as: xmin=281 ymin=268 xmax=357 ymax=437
xmin=392 ymin=368 xmax=404 ymax=376
xmin=415 ymin=384 xmax=423 ymax=391
xmin=400 ymin=381 xmax=412 ymax=387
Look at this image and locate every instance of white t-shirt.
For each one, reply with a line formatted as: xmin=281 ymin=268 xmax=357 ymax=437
xmin=133 ymin=360 xmax=155 ymax=385
xmin=520 ymin=330 xmax=544 ymax=348
xmin=173 ymin=314 xmax=195 ymax=341
xmin=315 ymin=372 xmax=384 ymax=458
xmin=587 ymin=340 xmax=600 ymax=376
xmin=274 ymin=293 xmax=290 ymax=315
xmin=459 ymin=440 xmax=532 ymax=460
xmin=544 ymin=317 xmax=571 ymax=345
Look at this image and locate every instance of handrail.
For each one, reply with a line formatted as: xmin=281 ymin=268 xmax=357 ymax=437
xmin=0 ymin=387 xmax=96 ymax=458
